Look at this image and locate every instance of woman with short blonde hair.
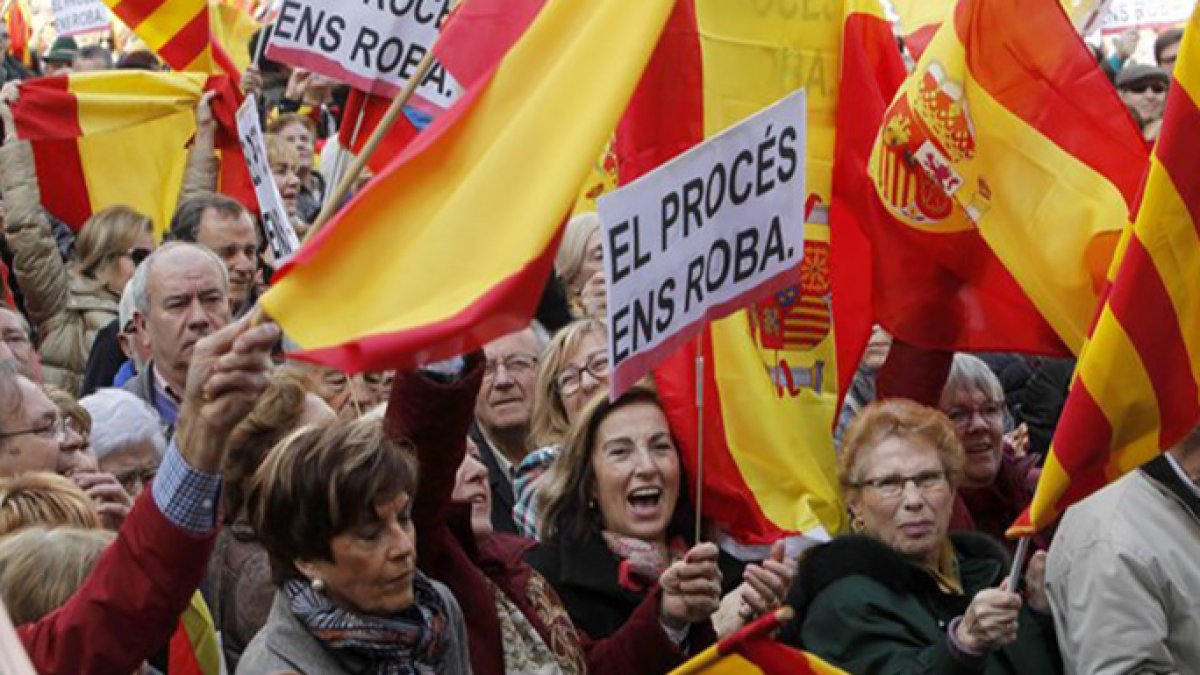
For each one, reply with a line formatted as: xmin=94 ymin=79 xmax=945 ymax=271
xmin=0 ymin=472 xmax=102 ymax=535
xmin=555 ymin=212 xmax=605 ymax=318
xmin=0 ymin=527 xmax=114 ymax=624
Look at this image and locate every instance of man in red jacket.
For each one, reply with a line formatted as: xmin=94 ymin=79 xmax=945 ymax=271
xmin=13 ymin=313 xmax=279 ymax=675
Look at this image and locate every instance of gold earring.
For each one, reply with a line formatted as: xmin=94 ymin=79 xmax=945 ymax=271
xmin=850 ymin=515 xmax=865 ymax=532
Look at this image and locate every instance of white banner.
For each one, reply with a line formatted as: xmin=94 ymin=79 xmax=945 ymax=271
xmin=52 ymin=0 xmax=110 ymax=37
xmin=1101 ymin=0 xmax=1194 ymax=32
xmin=599 ymin=90 xmax=808 ymax=397
xmin=236 ymin=94 xmax=301 ymax=263
xmin=265 ymin=0 xmax=462 ymax=109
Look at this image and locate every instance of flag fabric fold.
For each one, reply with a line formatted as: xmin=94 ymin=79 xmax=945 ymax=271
xmin=261 ymin=0 xmax=675 ymax=373
xmin=669 ymin=609 xmax=846 ymax=675
xmin=1011 ymin=7 xmax=1200 ymax=536
xmin=868 ymin=0 xmax=1148 ymax=357
xmin=11 ymin=71 xmax=209 ymax=233
xmin=618 ymin=0 xmax=848 ymax=548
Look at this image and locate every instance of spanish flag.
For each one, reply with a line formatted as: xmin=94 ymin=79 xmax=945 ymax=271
xmin=105 ymin=0 xmax=236 ymax=75
xmin=618 ymin=0 xmax=849 ymax=546
xmin=10 ymin=71 xmax=216 ymax=234
xmin=670 ymin=609 xmax=846 ymax=675
xmin=261 ymin=0 xmax=675 ymax=372
xmin=869 ymin=0 xmax=1148 ymax=357
xmin=1010 ymin=7 xmax=1200 ymax=536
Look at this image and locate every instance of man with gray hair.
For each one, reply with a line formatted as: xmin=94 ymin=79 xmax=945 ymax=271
xmin=80 ymin=388 xmax=165 ymax=497
xmin=124 ymin=242 xmax=232 ymax=436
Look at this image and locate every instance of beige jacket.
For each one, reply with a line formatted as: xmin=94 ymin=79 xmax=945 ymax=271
xmin=1046 ymin=456 xmax=1200 ymax=674
xmin=0 ymin=140 xmax=118 ymax=394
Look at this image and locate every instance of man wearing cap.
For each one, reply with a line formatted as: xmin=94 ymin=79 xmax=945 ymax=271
xmin=1116 ymin=64 xmax=1170 ymax=141
xmin=42 ymin=37 xmax=78 ymax=76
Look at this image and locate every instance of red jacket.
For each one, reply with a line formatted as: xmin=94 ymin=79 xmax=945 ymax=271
xmin=18 ymin=491 xmax=217 ymax=675
xmin=385 ymin=358 xmax=695 ymax=675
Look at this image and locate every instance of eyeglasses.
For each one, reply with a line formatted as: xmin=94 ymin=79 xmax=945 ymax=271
xmin=0 ymin=415 xmax=68 ymax=443
xmin=855 ymin=470 xmax=948 ymax=500
xmin=125 ymin=247 xmax=153 ymax=266
xmin=114 ymin=466 xmax=157 ymax=493
xmin=483 ymin=354 xmax=538 ymax=380
xmin=555 ymin=351 xmax=611 ymax=396
xmin=1122 ymin=82 xmax=1167 ymax=95
xmin=945 ymin=401 xmax=1004 ymax=427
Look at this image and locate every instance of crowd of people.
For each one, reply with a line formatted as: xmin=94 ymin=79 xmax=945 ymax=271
xmin=0 ymin=15 xmax=1194 ymax=675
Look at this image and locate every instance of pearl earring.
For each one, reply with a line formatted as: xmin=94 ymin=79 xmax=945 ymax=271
xmin=311 ymin=578 xmax=327 ymax=593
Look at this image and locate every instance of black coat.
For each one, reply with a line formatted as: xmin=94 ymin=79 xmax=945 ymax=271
xmin=526 ymin=531 xmax=743 ymax=641
xmin=469 ymin=424 xmax=518 ymax=535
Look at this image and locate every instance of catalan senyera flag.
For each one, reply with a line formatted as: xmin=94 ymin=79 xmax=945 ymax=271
xmin=105 ymin=0 xmax=236 ymax=75
xmin=11 ymin=71 xmax=212 ymax=234
xmin=1010 ymin=8 xmax=1200 ymax=536
xmin=870 ymin=0 xmax=1148 ymax=357
xmin=261 ymin=0 xmax=675 ymax=372
xmin=670 ymin=610 xmax=846 ymax=675
xmin=618 ymin=0 xmax=849 ymax=547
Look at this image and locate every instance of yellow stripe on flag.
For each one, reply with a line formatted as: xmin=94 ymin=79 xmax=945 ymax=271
xmin=692 ymin=0 xmax=847 ymax=535
xmin=261 ymin=0 xmax=676 ymax=355
xmin=963 ymin=72 xmax=1130 ymax=352
xmin=211 ymin=0 xmax=257 ymax=74
xmin=67 ymin=72 xmax=204 ymax=235
xmin=129 ymin=1 xmax=205 ymax=53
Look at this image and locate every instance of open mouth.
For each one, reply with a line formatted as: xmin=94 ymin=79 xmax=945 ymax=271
xmin=627 ymin=486 xmax=663 ymax=516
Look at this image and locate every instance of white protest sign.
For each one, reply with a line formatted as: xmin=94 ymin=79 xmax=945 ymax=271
xmin=266 ymin=0 xmax=463 ymax=109
xmin=1101 ymin=0 xmax=1194 ymax=32
xmin=599 ymin=90 xmax=807 ymax=397
xmin=236 ymin=94 xmax=301 ymax=262
xmin=52 ymin=0 xmax=110 ymax=37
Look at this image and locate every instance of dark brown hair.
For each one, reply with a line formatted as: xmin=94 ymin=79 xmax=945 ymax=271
xmin=246 ymin=417 xmax=417 ymax=584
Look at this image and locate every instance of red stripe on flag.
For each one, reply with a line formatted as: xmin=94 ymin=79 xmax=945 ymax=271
xmin=288 ymin=227 xmax=562 ymax=373
xmin=1050 ymin=381 xmax=1114 ymax=501
xmin=109 ymin=0 xmax=168 ymax=29
xmin=1107 ymin=236 xmax=1200 ymax=444
xmin=1156 ymin=86 xmax=1200 ymax=226
xmin=156 ymin=9 xmax=211 ymax=71
xmin=12 ymin=78 xmax=93 ymax=230
xmin=11 ymin=76 xmax=82 ymax=140
xmin=954 ymin=0 xmax=1148 ymax=204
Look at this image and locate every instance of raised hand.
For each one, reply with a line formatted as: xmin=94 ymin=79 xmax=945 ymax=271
xmin=956 ymin=582 xmax=1023 ymax=652
xmin=659 ymin=542 xmax=723 ymax=631
xmin=176 ymin=314 xmax=279 ymax=473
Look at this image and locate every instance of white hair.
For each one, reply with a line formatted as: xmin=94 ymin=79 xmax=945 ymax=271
xmin=555 ymin=212 xmax=601 ymax=285
xmin=78 ymin=389 xmax=165 ymax=461
xmin=133 ymin=242 xmax=229 ymax=316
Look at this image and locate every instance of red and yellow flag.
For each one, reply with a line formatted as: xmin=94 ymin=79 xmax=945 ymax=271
xmin=1010 ymin=7 xmax=1200 ymax=536
xmin=3 ymin=0 xmax=32 ymax=66
xmin=869 ymin=0 xmax=1148 ymax=357
xmin=670 ymin=610 xmax=846 ymax=675
xmin=261 ymin=0 xmax=675 ymax=373
xmin=105 ymin=0 xmax=236 ymax=75
xmin=11 ymin=71 xmax=211 ymax=234
xmin=168 ymin=592 xmax=220 ymax=675
xmin=618 ymin=0 xmax=849 ymax=547
xmin=209 ymin=0 xmax=257 ymax=74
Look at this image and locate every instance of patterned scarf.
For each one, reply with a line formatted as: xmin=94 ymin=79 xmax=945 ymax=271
xmin=282 ymin=573 xmax=449 ymax=675
xmin=601 ymin=532 xmax=688 ymax=592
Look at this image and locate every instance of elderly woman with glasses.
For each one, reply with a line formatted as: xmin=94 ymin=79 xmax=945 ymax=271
xmin=939 ymin=354 xmax=1041 ymax=547
xmin=781 ymin=399 xmax=1061 ymax=674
